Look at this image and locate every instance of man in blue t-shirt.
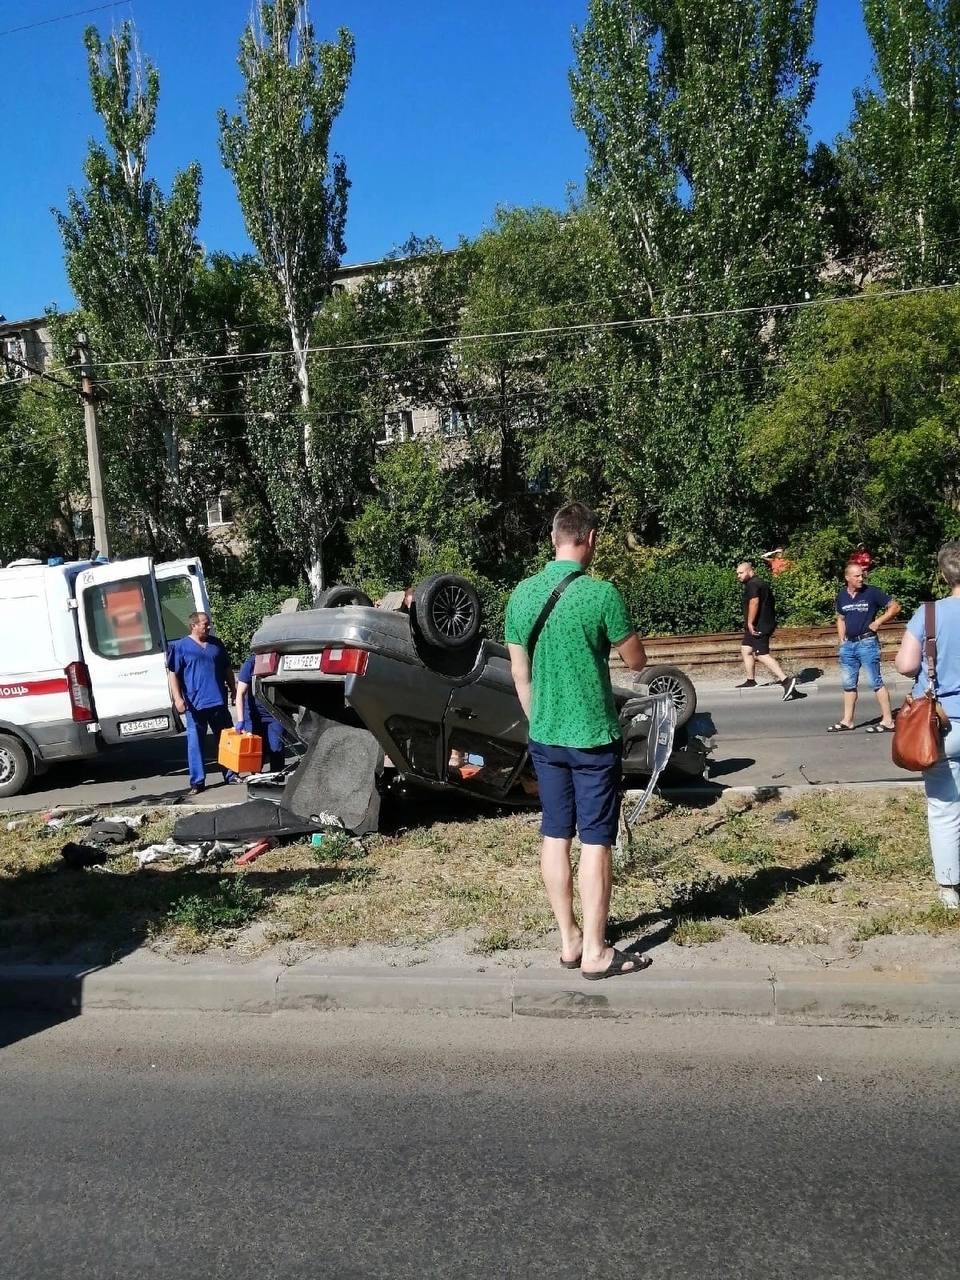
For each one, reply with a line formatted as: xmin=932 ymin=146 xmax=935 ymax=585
xmin=829 ymin=562 xmax=901 ymax=734
xmin=235 ymin=654 xmax=286 ymax=773
xmin=167 ymin=611 xmax=238 ymax=795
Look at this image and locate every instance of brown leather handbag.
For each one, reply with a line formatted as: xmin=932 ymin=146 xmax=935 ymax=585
xmin=892 ymin=602 xmax=949 ymax=771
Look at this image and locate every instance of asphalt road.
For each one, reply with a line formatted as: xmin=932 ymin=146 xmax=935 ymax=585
xmin=1 ymin=1011 xmax=958 ymax=1279
xmin=2 ymin=672 xmax=920 ymax=815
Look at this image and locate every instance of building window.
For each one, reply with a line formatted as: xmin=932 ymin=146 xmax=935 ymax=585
xmin=440 ymin=407 xmax=471 ymax=438
xmin=2 ymin=336 xmax=26 ymax=379
xmin=379 ymin=410 xmax=414 ymax=444
xmin=375 ymin=276 xmax=398 ymax=296
xmin=206 ymin=494 xmax=234 ymax=527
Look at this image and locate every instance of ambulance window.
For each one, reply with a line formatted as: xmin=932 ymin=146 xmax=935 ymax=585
xmin=158 ymin=575 xmax=196 ymax=641
xmin=84 ymin=576 xmax=164 ymax=659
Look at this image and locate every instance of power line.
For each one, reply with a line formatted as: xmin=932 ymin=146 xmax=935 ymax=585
xmin=88 ymin=279 xmax=960 ymax=380
xmin=0 ymin=1 xmax=130 ymax=38
xmin=167 ymin=230 xmax=960 ymax=349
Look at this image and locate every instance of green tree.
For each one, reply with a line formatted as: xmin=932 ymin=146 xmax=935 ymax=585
xmin=743 ymin=288 xmax=960 ymax=559
xmin=570 ymin=0 xmax=824 ymax=552
xmin=219 ymin=0 xmax=355 ymax=597
xmin=55 ymin=22 xmax=209 ymax=554
xmin=842 ymin=0 xmax=960 ymax=284
xmin=0 ymin=369 xmax=86 ymax=563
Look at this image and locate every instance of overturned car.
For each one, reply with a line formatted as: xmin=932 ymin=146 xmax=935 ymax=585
xmin=249 ymin=575 xmax=709 ymax=834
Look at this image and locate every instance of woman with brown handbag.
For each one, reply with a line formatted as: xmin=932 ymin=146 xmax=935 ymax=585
xmin=895 ymin=543 xmax=960 ymax=909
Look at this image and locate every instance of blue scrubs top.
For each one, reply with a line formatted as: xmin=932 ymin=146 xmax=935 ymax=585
xmin=167 ymin=636 xmax=231 ymax=711
xmin=237 ymin=655 xmax=278 ymax=731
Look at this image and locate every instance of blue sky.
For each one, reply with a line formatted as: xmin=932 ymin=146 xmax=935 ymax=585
xmin=1 ymin=0 xmax=873 ymax=321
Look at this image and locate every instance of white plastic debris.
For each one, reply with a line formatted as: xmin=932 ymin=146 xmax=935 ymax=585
xmin=111 ymin=813 xmax=148 ymax=829
xmin=133 ymin=838 xmax=241 ymax=868
xmin=311 ymin=811 xmax=345 ymax=829
xmin=71 ymin=812 xmax=101 ymax=827
xmin=5 ymin=820 xmax=27 ymax=832
xmin=44 ymin=817 xmax=67 ymax=831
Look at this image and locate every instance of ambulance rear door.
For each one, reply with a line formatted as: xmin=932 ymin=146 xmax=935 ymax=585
xmin=154 ymin=557 xmax=211 ymax=643
xmin=75 ymin=558 xmax=177 ymax=744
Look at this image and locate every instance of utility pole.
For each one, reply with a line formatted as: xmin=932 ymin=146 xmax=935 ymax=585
xmin=76 ymin=332 xmax=111 ymax=558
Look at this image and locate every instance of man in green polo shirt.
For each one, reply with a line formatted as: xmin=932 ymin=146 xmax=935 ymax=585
xmin=505 ymin=502 xmax=651 ymax=981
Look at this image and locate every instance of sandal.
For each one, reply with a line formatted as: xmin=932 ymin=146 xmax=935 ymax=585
xmin=582 ymin=949 xmax=652 ymax=981
xmin=865 ymin=724 xmax=895 ymax=734
xmin=827 ymin=723 xmax=855 ymax=733
xmin=559 ymin=955 xmax=582 ymax=970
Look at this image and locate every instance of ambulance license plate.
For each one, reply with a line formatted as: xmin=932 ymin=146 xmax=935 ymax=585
xmin=283 ymin=653 xmax=323 ymax=671
xmin=119 ymin=716 xmax=170 ymax=736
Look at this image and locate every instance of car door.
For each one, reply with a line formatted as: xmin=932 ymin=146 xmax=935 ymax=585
xmin=442 ymin=647 xmax=529 ymax=797
xmin=154 ymin=557 xmax=211 ymax=643
xmin=75 ymin=558 xmax=177 ymax=743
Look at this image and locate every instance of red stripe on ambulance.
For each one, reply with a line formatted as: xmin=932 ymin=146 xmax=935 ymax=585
xmin=0 ymin=678 xmax=70 ymax=698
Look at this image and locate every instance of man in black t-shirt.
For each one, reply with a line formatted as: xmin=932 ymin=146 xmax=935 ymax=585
xmin=735 ymin=561 xmax=798 ymax=700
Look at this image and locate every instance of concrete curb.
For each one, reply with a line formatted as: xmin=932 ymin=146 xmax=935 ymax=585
xmin=2 ymin=961 xmax=960 ymax=1027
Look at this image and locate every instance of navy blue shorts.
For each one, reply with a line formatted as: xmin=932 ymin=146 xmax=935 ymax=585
xmin=528 ymin=739 xmax=623 ymax=847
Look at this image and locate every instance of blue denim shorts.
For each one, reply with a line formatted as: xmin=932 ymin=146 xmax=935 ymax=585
xmin=838 ymin=634 xmax=884 ymax=692
xmin=528 ymin=739 xmax=622 ymax=846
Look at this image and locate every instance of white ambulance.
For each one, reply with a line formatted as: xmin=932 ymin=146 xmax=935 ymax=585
xmin=0 ymin=555 xmax=211 ymax=798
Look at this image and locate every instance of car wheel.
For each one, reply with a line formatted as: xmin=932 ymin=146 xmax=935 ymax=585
xmin=0 ymin=733 xmax=34 ymax=799
xmin=637 ymin=665 xmax=697 ymax=728
xmin=316 ymin=584 xmax=374 ymax=608
xmin=412 ymin=574 xmax=482 ymax=650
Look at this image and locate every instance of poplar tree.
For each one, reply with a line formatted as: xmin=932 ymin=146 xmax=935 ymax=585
xmin=55 ymin=22 xmax=207 ymax=553
xmin=220 ymin=0 xmax=355 ymax=598
xmin=844 ymin=0 xmax=960 ymax=284
xmin=570 ymin=0 xmax=823 ymax=552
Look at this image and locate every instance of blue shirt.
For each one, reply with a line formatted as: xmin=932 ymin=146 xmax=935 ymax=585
xmin=836 ymin=585 xmax=892 ymax=640
xmin=167 ymin=636 xmax=232 ymax=711
xmin=237 ymin=655 xmax=277 ymax=731
xmin=907 ymin=599 xmax=960 ymax=717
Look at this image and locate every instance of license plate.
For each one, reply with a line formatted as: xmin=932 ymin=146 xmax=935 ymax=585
xmin=283 ymin=653 xmax=323 ymax=671
xmin=119 ymin=715 xmax=170 ymax=736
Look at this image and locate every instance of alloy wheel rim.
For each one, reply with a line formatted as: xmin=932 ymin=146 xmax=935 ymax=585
xmin=646 ymin=674 xmax=687 ymax=714
xmin=431 ymin=584 xmax=476 ymax=638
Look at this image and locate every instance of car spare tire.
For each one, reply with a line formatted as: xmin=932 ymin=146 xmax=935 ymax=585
xmin=316 ymin=584 xmax=374 ymax=608
xmin=637 ymin=665 xmax=697 ymax=728
xmin=412 ymin=574 xmax=482 ymax=650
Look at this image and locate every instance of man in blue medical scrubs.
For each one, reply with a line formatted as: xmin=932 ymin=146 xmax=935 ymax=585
xmin=167 ymin=611 xmax=238 ymax=796
xmin=235 ymin=654 xmax=286 ymax=773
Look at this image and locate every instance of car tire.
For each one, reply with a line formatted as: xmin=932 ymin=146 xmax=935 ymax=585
xmin=412 ymin=574 xmax=482 ymax=650
xmin=316 ymin=584 xmax=374 ymax=609
xmin=0 ymin=733 xmax=34 ymax=799
xmin=637 ymin=665 xmax=697 ymax=728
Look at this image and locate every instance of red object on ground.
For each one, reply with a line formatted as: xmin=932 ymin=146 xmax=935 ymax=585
xmin=234 ymin=839 xmax=273 ymax=866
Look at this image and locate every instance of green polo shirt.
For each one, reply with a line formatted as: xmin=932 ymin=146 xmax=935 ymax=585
xmin=504 ymin=560 xmax=634 ymax=748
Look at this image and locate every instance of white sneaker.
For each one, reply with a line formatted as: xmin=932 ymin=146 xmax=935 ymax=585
xmin=937 ymin=885 xmax=960 ymax=909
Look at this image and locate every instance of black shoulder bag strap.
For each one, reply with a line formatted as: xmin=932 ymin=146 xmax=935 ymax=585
xmin=526 ymin=570 xmax=584 ymax=661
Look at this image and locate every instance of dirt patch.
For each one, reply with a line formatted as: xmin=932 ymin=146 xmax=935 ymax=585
xmin=0 ymin=789 xmax=956 ymax=966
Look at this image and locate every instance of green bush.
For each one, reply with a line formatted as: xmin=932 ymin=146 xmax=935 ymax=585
xmin=866 ymin=565 xmax=933 ymax=618
xmin=207 ymin=582 xmax=309 ymax=664
xmin=614 ymin=560 xmax=741 ymax=636
xmin=167 ymin=876 xmax=264 ymax=933
xmin=773 ymin=564 xmax=836 ymax=626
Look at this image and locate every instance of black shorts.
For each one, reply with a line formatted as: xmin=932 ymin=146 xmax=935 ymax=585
xmin=742 ymin=629 xmax=774 ymax=656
